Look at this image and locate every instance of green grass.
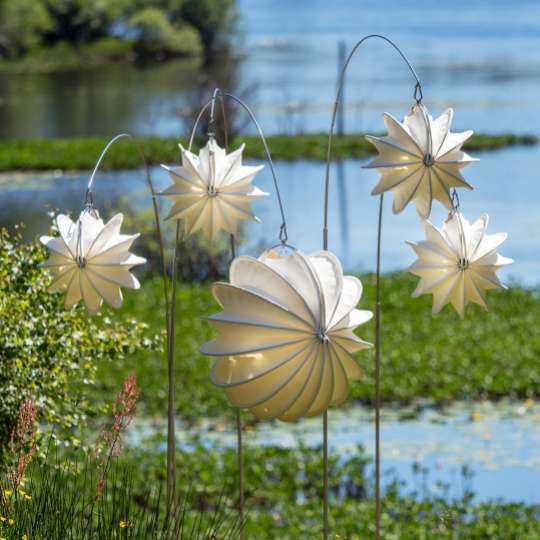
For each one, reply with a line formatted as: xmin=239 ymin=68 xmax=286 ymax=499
xmin=0 ymin=133 xmax=536 ymax=172
xmin=5 ymin=441 xmax=540 ymax=539
xmin=88 ymin=273 xmax=540 ymax=423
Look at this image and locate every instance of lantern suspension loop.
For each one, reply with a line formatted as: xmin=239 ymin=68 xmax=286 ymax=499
xmin=187 ymin=89 xmax=290 ymax=246
xmin=323 ymin=34 xmax=423 ymax=250
xmin=85 ymin=133 xmax=131 ymax=207
xmin=450 ymin=188 xmax=468 ymax=265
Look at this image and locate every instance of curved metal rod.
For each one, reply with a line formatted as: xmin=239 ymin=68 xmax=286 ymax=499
xmin=323 ymin=34 xmax=423 ymax=250
xmin=85 ymin=133 xmax=130 ymax=202
xmin=81 ymin=132 xmax=174 ymax=509
xmin=186 ymin=88 xmax=289 ymax=245
xmin=320 ymin=35 xmax=423 ymax=540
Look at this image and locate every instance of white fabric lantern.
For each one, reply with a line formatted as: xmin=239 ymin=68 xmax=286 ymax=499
xmin=40 ymin=211 xmax=146 ymax=314
xmin=406 ymin=212 xmax=513 ymax=318
xmin=364 ymin=106 xmax=478 ymax=218
xmin=160 ymin=138 xmax=268 ymax=240
xmin=200 ymin=249 xmax=373 ymax=421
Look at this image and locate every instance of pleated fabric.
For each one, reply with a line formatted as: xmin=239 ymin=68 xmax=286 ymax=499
xmin=160 ymin=138 xmax=268 ymax=240
xmin=407 ymin=212 xmax=513 ymax=318
xmin=364 ymin=106 xmax=478 ymax=218
xmin=41 ymin=212 xmax=146 ymax=314
xmin=200 ymin=249 xmax=373 ymax=421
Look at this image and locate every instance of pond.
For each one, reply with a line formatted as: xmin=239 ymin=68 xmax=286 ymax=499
xmin=127 ymin=400 xmax=540 ymax=505
xmin=0 ymin=144 xmax=536 ymax=284
xmin=1 ymin=0 xmax=540 ymax=138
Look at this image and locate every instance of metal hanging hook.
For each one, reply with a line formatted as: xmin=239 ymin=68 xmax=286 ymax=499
xmin=186 ymin=88 xmax=290 ymax=247
xmin=323 ymin=34 xmax=423 ymax=250
xmin=85 ymin=133 xmax=132 ymax=208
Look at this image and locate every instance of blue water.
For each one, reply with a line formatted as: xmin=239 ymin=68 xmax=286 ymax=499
xmin=1 ymin=143 xmax=534 ymax=283
xmin=1 ymin=1 xmax=540 ymax=137
xmin=128 ymin=400 xmax=540 ymax=504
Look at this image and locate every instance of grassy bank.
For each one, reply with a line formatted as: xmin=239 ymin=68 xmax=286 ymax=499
xmin=6 ymin=441 xmax=540 ymax=539
xmin=87 ymin=272 xmax=540 ymax=423
xmin=0 ymin=133 xmax=536 ymax=172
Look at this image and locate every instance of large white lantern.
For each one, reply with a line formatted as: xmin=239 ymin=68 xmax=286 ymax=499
xmin=200 ymin=249 xmax=373 ymax=421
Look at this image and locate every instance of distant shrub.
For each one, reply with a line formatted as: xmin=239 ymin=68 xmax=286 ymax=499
xmin=0 ymin=227 xmax=159 ymax=457
xmin=129 ymin=8 xmax=203 ymax=60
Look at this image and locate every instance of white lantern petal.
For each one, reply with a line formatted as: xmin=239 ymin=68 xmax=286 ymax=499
xmin=260 ymin=250 xmax=323 ymax=324
xmin=333 ymin=308 xmax=373 ymax=331
xmin=332 ymin=329 xmax=372 ymax=352
xmin=230 ymin=256 xmax=315 ymax=326
xmin=382 ymin=112 xmax=424 ymax=156
xmin=432 ymin=163 xmax=474 ymax=191
xmin=223 ymin=165 xmax=266 ymax=190
xmin=391 ymin=168 xmax=427 ymax=214
xmin=166 ymin=196 xmax=206 ymax=222
xmin=79 ymin=271 xmax=104 ymax=314
xmin=305 ymin=346 xmax=334 ymax=417
xmin=211 ymin=342 xmax=313 ymax=387
xmin=430 ymin=273 xmax=461 ymax=315
xmin=211 ymin=282 xmax=313 ymax=332
xmin=88 ymin=237 xmax=141 ymax=264
xmin=415 ymin=168 xmax=434 ymax=219
xmin=330 ymin=276 xmax=363 ymax=329
xmin=65 ymin=271 xmax=82 ymax=309
xmin=41 ymin=251 xmax=73 ymax=268
xmin=404 ymin=107 xmax=434 ymax=151
xmin=307 ymin=251 xmax=343 ymax=327
xmin=430 ymin=108 xmax=453 ymax=156
xmin=449 ymin=273 xmax=466 ymax=319
xmin=225 ymin=343 xmax=314 ymax=409
xmin=332 ymin=341 xmax=363 ymax=381
xmin=364 ymin=136 xmax=422 ymax=168
xmin=329 ymin=346 xmax=349 ymax=406
xmin=250 ymin=356 xmax=317 ymax=419
xmin=437 ymin=130 xmax=475 ymax=160
xmin=370 ymin=165 xmax=424 ymax=196
xmin=89 ymin=265 xmax=140 ymax=289
xmin=86 ymin=269 xmax=123 ymax=308
xmin=49 ymin=265 xmax=76 ymax=292
xmin=464 ymin=273 xmax=488 ymax=309
xmin=86 ymin=213 xmax=123 ymax=257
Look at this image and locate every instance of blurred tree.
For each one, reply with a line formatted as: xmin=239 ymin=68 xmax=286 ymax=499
xmin=0 ymin=0 xmax=235 ymax=61
xmin=128 ymin=7 xmax=202 ymax=59
xmin=0 ymin=0 xmax=52 ymax=57
xmin=179 ymin=0 xmax=236 ymax=56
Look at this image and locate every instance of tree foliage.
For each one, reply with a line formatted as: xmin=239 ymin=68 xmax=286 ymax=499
xmin=0 ymin=0 xmax=234 ymax=60
xmin=0 ymin=227 xmax=159 ymax=452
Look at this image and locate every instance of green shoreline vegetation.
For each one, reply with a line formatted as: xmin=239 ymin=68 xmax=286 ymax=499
xmin=0 ymin=133 xmax=536 ymax=172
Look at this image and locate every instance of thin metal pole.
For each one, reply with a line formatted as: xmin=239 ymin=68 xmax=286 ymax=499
xmin=83 ymin=133 xmax=174 ymax=510
xmin=374 ymin=194 xmax=384 ymax=540
xmin=322 ymin=36 xmax=422 ymax=540
xmin=167 ymin=221 xmax=181 ymax=512
xmin=229 ymin=233 xmax=245 ymax=539
xmin=323 ymin=411 xmax=329 ymax=539
xmin=236 ymin=408 xmax=245 ymax=539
